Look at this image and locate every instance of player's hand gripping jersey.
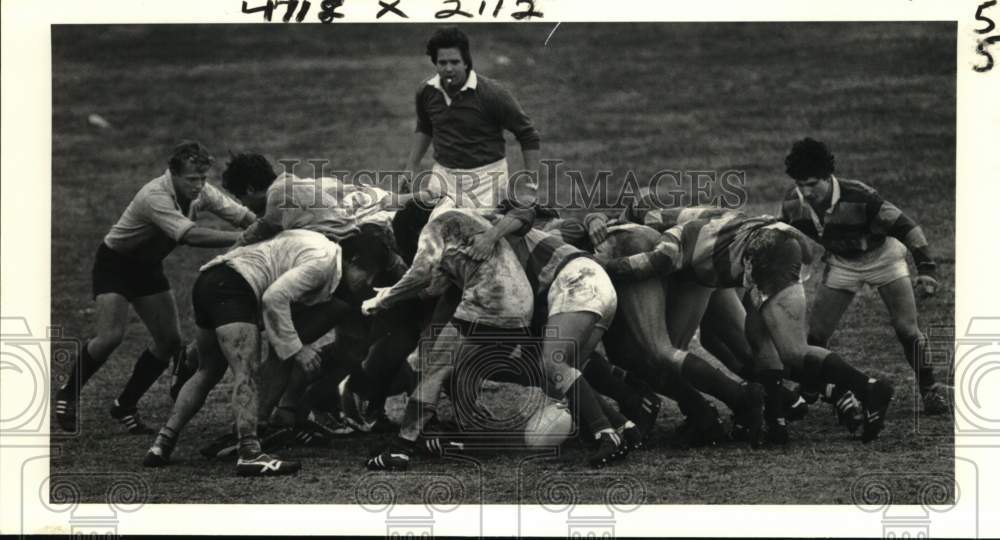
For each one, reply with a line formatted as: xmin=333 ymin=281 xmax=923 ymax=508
xmin=372 ymin=208 xmax=534 ymax=328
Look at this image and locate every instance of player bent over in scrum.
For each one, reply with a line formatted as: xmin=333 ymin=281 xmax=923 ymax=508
xmin=362 ymin=205 xmax=628 ymax=470
xmin=598 ymin=211 xmax=895 ymax=444
xmin=54 ymin=141 xmax=255 ymax=435
xmin=584 ymin=218 xmax=766 ymax=447
xmin=143 ymin=229 xmax=389 ymax=476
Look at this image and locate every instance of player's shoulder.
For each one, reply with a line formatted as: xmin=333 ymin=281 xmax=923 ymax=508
xmin=474 ymin=74 xmax=513 ymax=98
xmin=837 ymin=178 xmax=880 ymax=199
xmin=781 ymin=184 xmax=801 ymax=201
xmin=134 ymin=172 xmax=176 ymax=208
xmin=280 ymin=229 xmax=340 ymax=254
xmin=416 ymin=77 xmax=437 ymax=97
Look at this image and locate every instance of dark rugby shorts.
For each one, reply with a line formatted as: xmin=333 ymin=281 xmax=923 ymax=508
xmin=92 ymin=242 xmax=171 ymax=300
xmin=192 ymin=264 xmax=259 ymax=329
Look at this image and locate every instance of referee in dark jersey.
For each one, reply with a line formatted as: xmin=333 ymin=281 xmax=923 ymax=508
xmin=405 ymin=26 xmax=541 ymax=259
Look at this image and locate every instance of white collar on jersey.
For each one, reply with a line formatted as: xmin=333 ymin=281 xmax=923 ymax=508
xmin=427 ymin=70 xmax=478 ymax=106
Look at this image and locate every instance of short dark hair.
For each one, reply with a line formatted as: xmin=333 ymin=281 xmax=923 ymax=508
xmin=392 ymin=199 xmax=433 ymax=266
xmin=426 ymin=26 xmax=473 ymax=70
xmin=784 ymin=138 xmax=836 ymax=181
xmin=168 ymin=141 xmax=214 ymax=174
xmin=222 ymin=152 xmax=278 ymax=197
xmin=340 ymin=226 xmax=393 ymax=273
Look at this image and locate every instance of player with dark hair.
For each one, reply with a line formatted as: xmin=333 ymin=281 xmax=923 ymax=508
xmin=362 ymin=205 xmax=630 ymax=470
xmin=780 ymin=137 xmax=950 ymax=415
xmin=406 ymin=26 xmax=540 ymax=258
xmin=54 ymin=141 xmax=256 ymax=435
xmin=142 ymin=227 xmax=390 ymax=475
xmin=596 ymin=209 xmax=896 ymax=444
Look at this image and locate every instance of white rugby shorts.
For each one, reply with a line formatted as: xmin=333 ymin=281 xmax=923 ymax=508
xmin=822 ymin=237 xmax=910 ymax=293
xmin=547 ymin=257 xmax=618 ymax=330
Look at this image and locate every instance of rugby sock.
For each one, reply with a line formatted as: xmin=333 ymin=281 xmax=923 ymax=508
xmin=758 ymin=370 xmax=785 ymax=422
xmin=679 ymin=352 xmax=746 ymax=411
xmin=596 ymin=396 xmax=629 ymax=430
xmin=238 ymin=435 xmax=263 ymax=459
xmin=390 ymin=436 xmax=415 ymax=454
xmin=582 ymin=358 xmax=644 ymax=419
xmin=152 ymin=426 xmax=178 ymax=456
xmin=648 ymin=366 xmax=714 ymax=418
xmin=803 ymin=350 xmax=870 ymax=397
xmin=567 ymin=378 xmax=612 ymax=437
xmin=900 ymin=333 xmax=937 ymax=391
xmin=59 ymin=341 xmax=105 ymax=399
xmin=116 ymin=349 xmax=169 ymax=410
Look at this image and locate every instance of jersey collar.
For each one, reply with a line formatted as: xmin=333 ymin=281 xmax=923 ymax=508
xmin=427 ymin=70 xmax=478 ymax=106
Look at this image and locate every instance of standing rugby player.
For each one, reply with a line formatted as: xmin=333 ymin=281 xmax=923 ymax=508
xmin=780 ymin=138 xmax=950 ymax=414
xmin=406 ymin=26 xmax=539 ymax=256
xmin=54 ymin=142 xmax=255 ymax=434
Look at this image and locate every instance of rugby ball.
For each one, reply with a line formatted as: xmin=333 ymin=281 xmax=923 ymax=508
xmin=523 ymin=401 xmax=574 ymax=448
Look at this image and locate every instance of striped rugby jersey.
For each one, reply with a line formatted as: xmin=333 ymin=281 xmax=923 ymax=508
xmin=779 ymin=176 xmax=936 ymax=276
xmin=604 ymin=211 xmax=796 ymax=288
xmin=377 ymin=209 xmax=533 ymax=328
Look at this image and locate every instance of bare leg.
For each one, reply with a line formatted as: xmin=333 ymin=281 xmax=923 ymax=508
xmin=807 ymin=282 xmax=856 ymax=347
xmin=877 ymin=276 xmax=936 ymax=390
xmin=215 ymin=322 xmax=263 ymax=458
xmin=164 ymin=328 xmax=229 ymax=434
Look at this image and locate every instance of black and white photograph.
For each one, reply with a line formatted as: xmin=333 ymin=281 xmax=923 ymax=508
xmin=2 ymin=0 xmax=998 ymax=537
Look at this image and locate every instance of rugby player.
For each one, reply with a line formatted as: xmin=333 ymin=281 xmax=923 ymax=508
xmin=362 ymin=205 xmax=629 ymax=470
xmin=142 ymin=227 xmax=390 ymax=476
xmin=406 ymin=26 xmax=539 ymax=256
xmin=780 ymin=138 xmax=950 ymax=415
xmin=54 ymin=142 xmax=255 ymax=434
xmin=194 ymin=153 xmax=412 ymax=454
xmin=595 ymin=210 xmax=896 ymax=444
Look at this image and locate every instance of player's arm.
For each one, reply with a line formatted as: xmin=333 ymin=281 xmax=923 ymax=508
xmin=366 ymin=222 xmax=445 ymax=312
xmin=871 ymin=197 xmax=938 ymax=293
xmin=181 ymin=227 xmax=242 ymax=247
xmin=600 ymin=228 xmax=684 ymax=282
xmin=144 ymin=191 xmax=242 ymax=248
xmin=261 ymin=253 xmax=338 ymax=361
xmin=235 ymin=178 xmax=292 ymax=246
xmin=460 ymin=82 xmax=542 ymax=260
xmin=201 ymin=184 xmax=256 ymax=229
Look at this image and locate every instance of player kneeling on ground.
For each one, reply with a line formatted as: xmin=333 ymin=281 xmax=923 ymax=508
xmin=143 ymin=228 xmax=389 ymax=476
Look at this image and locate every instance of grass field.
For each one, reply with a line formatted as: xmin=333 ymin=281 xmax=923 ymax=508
xmin=50 ymin=22 xmax=955 ymax=505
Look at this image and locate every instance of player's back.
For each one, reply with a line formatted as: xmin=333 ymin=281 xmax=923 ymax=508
xmin=428 ymin=209 xmax=534 ymax=328
xmin=203 ymin=229 xmax=340 ymax=302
